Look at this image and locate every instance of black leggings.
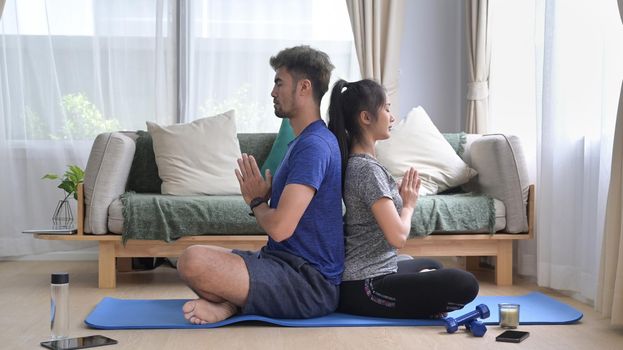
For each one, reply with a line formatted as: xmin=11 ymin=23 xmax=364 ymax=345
xmin=338 ymin=258 xmax=479 ymax=318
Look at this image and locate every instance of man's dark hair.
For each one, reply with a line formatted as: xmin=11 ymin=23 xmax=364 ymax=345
xmin=270 ymin=45 xmax=335 ymax=106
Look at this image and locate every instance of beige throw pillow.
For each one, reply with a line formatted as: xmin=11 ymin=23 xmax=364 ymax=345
xmin=147 ymin=110 xmax=242 ymax=195
xmin=376 ymin=106 xmax=477 ymax=195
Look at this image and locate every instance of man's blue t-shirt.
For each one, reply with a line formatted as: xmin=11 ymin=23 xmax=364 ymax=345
xmin=267 ymin=119 xmax=344 ymax=285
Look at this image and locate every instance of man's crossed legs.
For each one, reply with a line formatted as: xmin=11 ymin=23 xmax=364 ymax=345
xmin=179 ymin=244 xmax=340 ymax=324
xmin=177 ymin=245 xmax=249 ymax=324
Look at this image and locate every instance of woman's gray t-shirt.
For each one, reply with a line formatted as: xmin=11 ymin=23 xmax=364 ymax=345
xmin=342 ymin=153 xmax=403 ymax=281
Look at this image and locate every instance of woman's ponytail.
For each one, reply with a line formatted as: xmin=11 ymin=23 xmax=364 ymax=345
xmin=328 ymin=79 xmax=350 ymax=184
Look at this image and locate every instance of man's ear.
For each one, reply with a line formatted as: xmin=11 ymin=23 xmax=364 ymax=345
xmin=298 ymin=79 xmax=312 ymax=96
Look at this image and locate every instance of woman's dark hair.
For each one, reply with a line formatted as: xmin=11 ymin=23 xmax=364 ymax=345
xmin=327 ymin=79 xmax=386 ymax=184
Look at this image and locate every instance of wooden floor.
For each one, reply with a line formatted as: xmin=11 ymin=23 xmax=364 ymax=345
xmin=1 ymin=259 xmax=622 ymax=350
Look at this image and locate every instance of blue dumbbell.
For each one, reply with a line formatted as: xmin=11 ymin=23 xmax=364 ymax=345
xmin=466 ymin=319 xmax=487 ymax=337
xmin=444 ymin=304 xmax=490 ymax=334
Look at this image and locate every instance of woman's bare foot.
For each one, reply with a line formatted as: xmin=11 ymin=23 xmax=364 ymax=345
xmin=182 ymin=298 xmax=237 ymax=325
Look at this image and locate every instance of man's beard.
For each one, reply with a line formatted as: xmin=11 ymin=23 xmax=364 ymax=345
xmin=273 ymin=88 xmax=297 ymax=119
xmin=273 ymin=109 xmax=287 ymax=118
xmin=273 ymin=103 xmax=291 ymax=119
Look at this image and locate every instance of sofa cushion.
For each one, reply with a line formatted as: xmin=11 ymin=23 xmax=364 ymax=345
xmin=260 ymin=119 xmax=295 ymax=177
xmin=238 ymin=133 xmax=276 ymax=167
xmin=109 ymin=194 xmax=506 ymax=236
xmin=116 ymin=190 xmax=503 ymax=241
xmin=120 ymin=193 xmax=263 ymax=242
xmin=376 ymin=106 xmax=477 ymax=195
xmin=147 ymin=110 xmax=242 ymax=195
xmin=83 ymin=132 xmax=135 ymax=234
xmin=468 ymin=134 xmax=530 ymax=232
xmin=107 ymin=198 xmax=124 ymax=234
xmin=122 ymin=132 xmax=277 ymax=195
xmin=126 ymin=131 xmax=162 ymax=193
xmin=441 ymin=132 xmax=467 ymax=157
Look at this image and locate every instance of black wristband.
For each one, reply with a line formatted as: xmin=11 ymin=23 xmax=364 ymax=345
xmin=248 ymin=197 xmax=267 ymax=217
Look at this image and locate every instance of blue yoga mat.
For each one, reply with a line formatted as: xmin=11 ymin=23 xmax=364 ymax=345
xmin=85 ymin=291 xmax=582 ymax=329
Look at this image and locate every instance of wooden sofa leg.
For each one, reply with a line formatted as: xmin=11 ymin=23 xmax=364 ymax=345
xmin=99 ymin=241 xmax=116 ymax=288
xmin=496 ymin=240 xmax=513 ymax=286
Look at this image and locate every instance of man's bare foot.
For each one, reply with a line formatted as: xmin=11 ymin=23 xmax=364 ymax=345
xmin=182 ymin=299 xmax=237 ymax=325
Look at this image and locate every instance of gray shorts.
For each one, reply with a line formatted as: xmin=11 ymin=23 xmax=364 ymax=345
xmin=233 ymin=246 xmax=339 ymax=318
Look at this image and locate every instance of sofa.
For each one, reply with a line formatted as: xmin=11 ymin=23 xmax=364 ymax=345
xmin=34 ymin=130 xmax=534 ymax=289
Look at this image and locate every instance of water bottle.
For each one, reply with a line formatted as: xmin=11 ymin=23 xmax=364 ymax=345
xmin=51 ymin=272 xmax=69 ymax=339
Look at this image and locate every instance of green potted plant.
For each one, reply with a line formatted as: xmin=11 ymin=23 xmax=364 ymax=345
xmin=42 ymin=165 xmax=85 ymax=225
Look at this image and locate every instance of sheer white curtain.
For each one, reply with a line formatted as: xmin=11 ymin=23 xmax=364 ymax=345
xmin=488 ymin=0 xmax=540 ymax=278
xmin=182 ymin=0 xmax=360 ymax=130
xmin=536 ymin=0 xmax=622 ymax=302
xmin=0 ymin=0 xmax=358 ymax=258
xmin=0 ymin=0 xmax=175 ymax=257
xmin=489 ymin=0 xmax=623 ymax=302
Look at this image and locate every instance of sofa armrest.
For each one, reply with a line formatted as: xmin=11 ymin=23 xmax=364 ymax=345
xmin=83 ymin=132 xmax=136 ymax=234
xmin=462 ymin=134 xmax=530 ymax=233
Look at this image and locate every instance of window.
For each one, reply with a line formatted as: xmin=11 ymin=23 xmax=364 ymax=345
xmin=0 ymin=0 xmax=359 ymax=140
xmin=186 ymin=0 xmax=359 ymax=132
xmin=0 ymin=0 xmax=175 ymax=140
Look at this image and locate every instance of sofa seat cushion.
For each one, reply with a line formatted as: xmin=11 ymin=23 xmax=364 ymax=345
xmin=113 ymin=192 xmax=504 ymax=242
xmin=429 ymin=198 xmax=506 ymax=234
xmin=119 ymin=192 xmax=263 ymax=242
xmin=108 ymin=198 xmax=125 ymax=234
xmin=410 ymin=193 xmax=497 ymax=236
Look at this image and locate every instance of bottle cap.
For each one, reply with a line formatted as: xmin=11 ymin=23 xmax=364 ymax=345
xmin=51 ymin=272 xmax=69 ymax=284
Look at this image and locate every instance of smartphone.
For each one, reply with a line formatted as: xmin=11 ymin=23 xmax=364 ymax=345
xmin=40 ymin=335 xmax=117 ymax=350
xmin=496 ymin=330 xmax=530 ymax=343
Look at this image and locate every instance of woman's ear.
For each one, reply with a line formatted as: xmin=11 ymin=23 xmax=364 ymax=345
xmin=359 ymin=110 xmax=373 ymax=126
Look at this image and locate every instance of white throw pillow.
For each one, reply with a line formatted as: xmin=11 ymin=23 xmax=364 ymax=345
xmin=147 ymin=110 xmax=242 ymax=195
xmin=376 ymin=106 xmax=477 ymax=195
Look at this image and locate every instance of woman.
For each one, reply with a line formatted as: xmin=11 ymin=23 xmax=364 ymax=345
xmin=328 ymin=79 xmax=479 ymax=318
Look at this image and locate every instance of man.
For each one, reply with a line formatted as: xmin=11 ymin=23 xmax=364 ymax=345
xmin=178 ymin=45 xmax=344 ymax=324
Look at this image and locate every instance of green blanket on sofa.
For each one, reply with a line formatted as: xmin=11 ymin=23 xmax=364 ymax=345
xmin=120 ymin=192 xmax=495 ymax=243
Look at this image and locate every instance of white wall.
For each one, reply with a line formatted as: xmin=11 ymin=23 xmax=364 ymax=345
xmin=399 ymin=0 xmax=466 ymax=132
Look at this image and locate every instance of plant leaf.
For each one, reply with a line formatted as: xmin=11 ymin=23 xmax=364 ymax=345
xmin=58 ymin=180 xmax=74 ymax=194
xmin=43 ymin=165 xmax=85 ymax=198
